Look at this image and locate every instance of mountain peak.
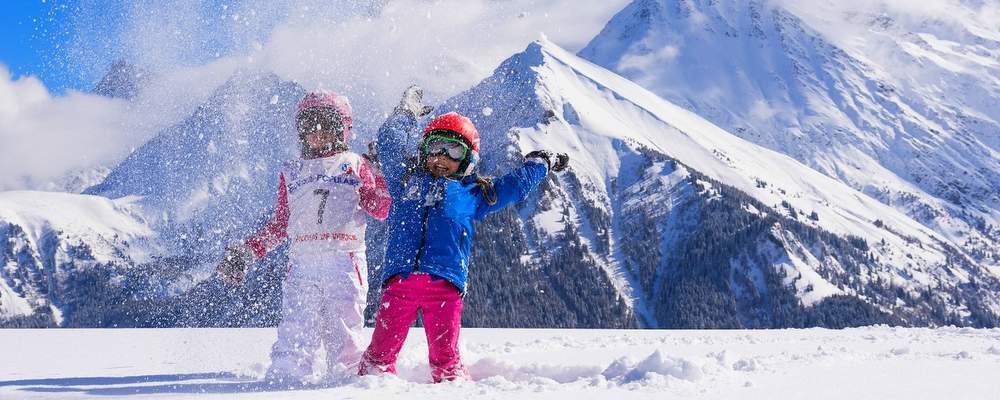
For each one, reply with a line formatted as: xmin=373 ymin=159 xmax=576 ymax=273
xmin=493 ymin=40 xmax=548 ymax=79
xmin=92 ymin=60 xmax=149 ymax=100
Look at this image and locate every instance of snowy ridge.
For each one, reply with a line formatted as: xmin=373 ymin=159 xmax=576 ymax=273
xmin=437 ymin=35 xmax=998 ymax=326
xmin=0 ymin=191 xmax=153 ymax=321
xmin=578 ymin=0 xmax=1000 ymax=267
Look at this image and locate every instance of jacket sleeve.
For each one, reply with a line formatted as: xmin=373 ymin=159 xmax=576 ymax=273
xmin=474 ymin=160 xmax=549 ymax=220
xmin=244 ymin=173 xmax=290 ymax=259
xmin=358 ymin=157 xmax=391 ymax=220
xmin=376 ymin=109 xmax=419 ymax=199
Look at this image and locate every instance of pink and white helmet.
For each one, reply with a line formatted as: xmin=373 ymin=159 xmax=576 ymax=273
xmin=296 ymin=91 xmax=354 ymax=142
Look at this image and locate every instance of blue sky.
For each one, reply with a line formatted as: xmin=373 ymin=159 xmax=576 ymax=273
xmin=0 ymin=0 xmax=244 ymax=94
xmin=0 ymin=1 xmax=86 ymax=93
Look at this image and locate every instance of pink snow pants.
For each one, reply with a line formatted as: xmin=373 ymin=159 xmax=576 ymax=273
xmin=360 ymin=273 xmax=468 ymax=382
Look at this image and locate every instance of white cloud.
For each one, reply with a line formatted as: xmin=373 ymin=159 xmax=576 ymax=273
xmin=749 ymin=99 xmax=779 ymax=122
xmin=0 ymin=65 xmax=137 ymax=191
xmin=618 ymin=43 xmax=680 ymax=72
xmin=0 ymin=58 xmax=242 ymax=192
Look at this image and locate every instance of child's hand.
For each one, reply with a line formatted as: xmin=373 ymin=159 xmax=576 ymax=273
xmin=217 ymin=243 xmax=253 ymax=285
xmin=525 ymin=150 xmax=570 ymax=172
xmin=363 ymin=141 xmax=380 ymax=169
xmin=396 ymin=85 xmax=434 ymax=118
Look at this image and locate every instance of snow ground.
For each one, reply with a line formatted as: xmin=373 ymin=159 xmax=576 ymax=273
xmin=1 ymin=327 xmax=998 ymax=399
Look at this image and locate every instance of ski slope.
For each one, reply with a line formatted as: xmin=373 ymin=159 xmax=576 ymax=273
xmin=1 ymin=327 xmax=998 ymax=399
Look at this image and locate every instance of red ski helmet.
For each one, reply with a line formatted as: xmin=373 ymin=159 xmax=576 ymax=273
xmin=295 ymin=91 xmax=353 ymax=143
xmin=422 ymin=112 xmax=481 ymax=177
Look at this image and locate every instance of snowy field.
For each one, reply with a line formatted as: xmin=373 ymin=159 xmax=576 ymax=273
xmin=2 ymin=327 xmax=999 ymax=399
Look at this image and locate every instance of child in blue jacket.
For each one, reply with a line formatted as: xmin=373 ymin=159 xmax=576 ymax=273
xmin=359 ymin=86 xmax=568 ymax=382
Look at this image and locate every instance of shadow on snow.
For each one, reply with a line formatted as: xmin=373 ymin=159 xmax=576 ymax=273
xmin=0 ymin=372 xmax=347 ymax=396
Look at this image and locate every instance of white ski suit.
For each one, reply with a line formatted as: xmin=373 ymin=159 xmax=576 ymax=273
xmin=244 ymin=151 xmax=390 ymax=381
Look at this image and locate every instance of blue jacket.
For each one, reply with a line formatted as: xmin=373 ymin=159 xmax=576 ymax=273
xmin=376 ymin=111 xmax=549 ymax=292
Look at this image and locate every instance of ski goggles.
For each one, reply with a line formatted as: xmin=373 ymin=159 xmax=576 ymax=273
xmin=296 ymin=108 xmax=345 ymax=136
xmin=422 ymin=134 xmax=470 ymax=161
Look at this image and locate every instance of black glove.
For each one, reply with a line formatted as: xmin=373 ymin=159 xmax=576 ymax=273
xmin=396 ymin=85 xmax=434 ymax=118
xmin=217 ymin=244 xmax=254 ymax=285
xmin=525 ymin=150 xmax=569 ymax=172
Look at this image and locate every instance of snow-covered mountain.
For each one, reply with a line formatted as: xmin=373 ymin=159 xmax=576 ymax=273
xmin=4 ymin=40 xmax=998 ymax=327
xmin=0 ymin=191 xmax=153 ymax=325
xmin=438 ymin=37 xmax=998 ymax=328
xmin=577 ymin=0 xmax=1000 ymax=267
xmin=3 ymin=2 xmax=998 ymax=329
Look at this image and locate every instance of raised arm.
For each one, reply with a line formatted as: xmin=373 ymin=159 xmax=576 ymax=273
xmin=376 ymin=110 xmax=418 ymax=198
xmin=474 ymin=150 xmax=570 ymax=220
xmin=376 ymin=85 xmax=434 ymax=198
xmin=474 ymin=161 xmax=549 ymax=220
